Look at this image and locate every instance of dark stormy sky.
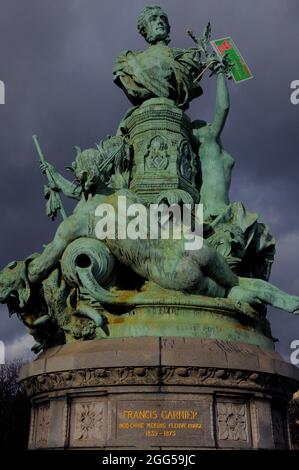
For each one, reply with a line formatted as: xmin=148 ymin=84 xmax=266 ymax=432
xmin=0 ymin=0 xmax=298 ymax=362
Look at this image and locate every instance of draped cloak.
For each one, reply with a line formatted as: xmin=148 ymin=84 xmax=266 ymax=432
xmin=113 ymin=44 xmax=203 ymax=110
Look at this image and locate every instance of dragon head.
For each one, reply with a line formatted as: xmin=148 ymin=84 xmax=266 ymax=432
xmin=0 ymin=260 xmax=31 ymax=312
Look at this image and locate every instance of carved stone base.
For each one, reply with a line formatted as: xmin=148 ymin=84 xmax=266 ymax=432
xmin=20 ymin=338 xmax=299 ymax=449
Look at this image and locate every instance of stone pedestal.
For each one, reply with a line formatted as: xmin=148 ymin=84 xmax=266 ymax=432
xmin=127 ymin=97 xmax=199 ymax=204
xmin=20 ymin=338 xmax=299 ymax=450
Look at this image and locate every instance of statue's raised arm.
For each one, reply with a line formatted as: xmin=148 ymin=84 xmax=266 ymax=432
xmin=192 ymin=64 xmax=234 ymax=219
xmin=33 ymin=135 xmax=81 ymax=221
xmin=39 ymin=159 xmax=81 ymax=200
xmin=211 ymin=68 xmax=230 ymax=137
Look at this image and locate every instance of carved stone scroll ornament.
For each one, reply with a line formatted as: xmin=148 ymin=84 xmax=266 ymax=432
xmin=21 ymin=366 xmax=299 ymax=397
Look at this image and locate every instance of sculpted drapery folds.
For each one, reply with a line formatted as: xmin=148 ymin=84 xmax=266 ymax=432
xmin=113 ymin=46 xmax=203 ymax=110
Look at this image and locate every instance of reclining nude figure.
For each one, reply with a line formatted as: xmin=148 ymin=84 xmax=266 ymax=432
xmin=24 ymin=145 xmax=299 ymax=316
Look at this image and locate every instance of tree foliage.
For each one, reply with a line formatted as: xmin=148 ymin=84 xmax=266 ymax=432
xmin=289 ymin=397 xmax=299 ymax=449
xmin=0 ymin=359 xmax=30 ymax=449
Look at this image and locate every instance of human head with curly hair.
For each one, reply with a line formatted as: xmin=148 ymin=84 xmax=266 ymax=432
xmin=137 ymin=5 xmax=170 ymax=45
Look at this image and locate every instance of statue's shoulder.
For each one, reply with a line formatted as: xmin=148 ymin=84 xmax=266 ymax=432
xmin=115 ymin=49 xmax=144 ymax=60
xmin=113 ymin=49 xmax=144 ymax=72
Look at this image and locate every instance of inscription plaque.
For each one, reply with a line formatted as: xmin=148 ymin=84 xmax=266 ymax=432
xmin=116 ymin=397 xmax=213 ymax=447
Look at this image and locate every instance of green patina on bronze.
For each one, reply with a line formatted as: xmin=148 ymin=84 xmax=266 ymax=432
xmin=0 ymin=5 xmax=298 ymax=352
